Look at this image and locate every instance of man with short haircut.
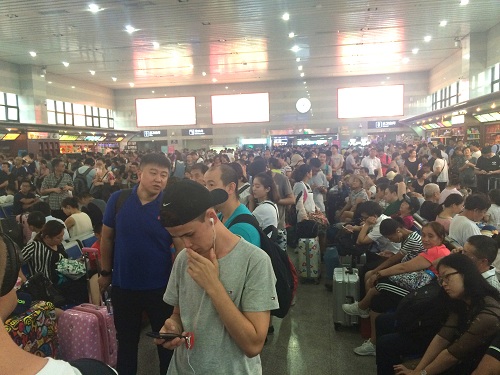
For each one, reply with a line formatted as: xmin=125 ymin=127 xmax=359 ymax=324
xmin=0 ymin=162 xmax=10 ymax=195
xmin=330 ymin=145 xmax=344 ymax=186
xmin=361 ymin=148 xmax=383 ymax=178
xmin=449 ymin=194 xmax=491 ymax=247
xmin=73 ymin=158 xmax=96 ymax=192
xmin=126 ymin=162 xmax=140 ymax=187
xmin=189 ymin=163 xmax=209 ymax=186
xmin=158 ymin=180 xmax=278 ymax=374
xmin=31 ymin=201 xmax=70 ymax=241
xmin=345 ymin=149 xmax=360 ymax=174
xmin=40 ymin=159 xmax=74 ymax=221
xmin=98 ymin=153 xmax=174 ymax=375
xmin=462 ymin=235 xmax=500 ymax=291
xmin=419 ymin=183 xmax=441 ymax=222
xmin=204 ymin=165 xmax=260 ymax=247
xmin=13 ymin=180 xmax=39 ymax=215
xmin=475 ymin=146 xmax=500 ymax=193
xmin=382 ymin=182 xmax=405 ymax=216
xmin=318 ymin=151 xmax=332 ymax=182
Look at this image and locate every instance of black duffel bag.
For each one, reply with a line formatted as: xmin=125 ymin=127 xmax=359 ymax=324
xmin=296 ymin=220 xmax=319 ymax=239
xmin=335 ymin=226 xmax=371 ymax=256
xmin=20 ymin=272 xmax=65 ymax=307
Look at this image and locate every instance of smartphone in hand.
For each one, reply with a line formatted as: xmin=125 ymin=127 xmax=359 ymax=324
xmin=146 ymin=332 xmax=185 ymax=341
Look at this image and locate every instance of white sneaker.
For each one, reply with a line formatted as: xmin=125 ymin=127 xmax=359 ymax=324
xmin=354 ymin=339 xmax=376 ymax=356
xmin=342 ymin=302 xmax=370 ymax=318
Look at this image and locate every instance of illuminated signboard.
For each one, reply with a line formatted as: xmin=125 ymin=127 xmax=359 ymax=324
xmin=181 ymin=128 xmax=213 ymax=136
xmin=3 ymin=133 xmax=21 ymax=140
xmin=211 ymin=93 xmax=269 ymax=124
xmin=367 ymin=120 xmax=399 ymax=129
xmin=59 ymin=135 xmax=79 ymax=141
xmin=143 ymin=130 xmax=166 ymax=137
xmin=136 ymin=97 xmax=196 ymax=127
xmin=338 ymin=85 xmax=404 ymax=118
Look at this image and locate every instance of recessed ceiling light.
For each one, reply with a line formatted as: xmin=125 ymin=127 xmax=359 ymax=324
xmin=189 ymin=64 xmax=194 ymax=69
xmin=225 ymin=86 xmax=228 ymax=89
xmin=303 ymin=81 xmax=306 ymax=84
xmin=282 ymin=13 xmax=290 ymax=21
xmin=202 ymin=71 xmax=207 ymax=76
xmin=288 ymin=32 xmax=295 ymax=38
xmin=296 ymin=57 xmax=300 ymax=62
xmin=48 ymin=81 xmax=52 ymax=84
xmin=212 ymin=78 xmax=217 ymax=83
xmin=62 ymin=61 xmax=69 ymax=67
xmin=424 ymin=35 xmax=432 ymax=42
xmin=291 ymin=45 xmax=300 ymax=52
xmin=29 ymin=51 xmax=37 ymax=57
xmin=300 ymin=72 xmax=305 ymax=77
xmin=463 ymin=53 xmax=470 ymax=60
xmin=439 ymin=20 xmax=448 ymax=27
xmin=412 ymin=48 xmax=419 ymax=54
xmin=71 ymin=86 xmax=75 ymax=89
xmin=89 ymin=70 xmax=95 ymax=75
xmin=111 ymin=77 xmax=117 ymax=81
xmin=298 ymin=65 xmax=303 ymax=71
xmin=125 ymin=25 xmax=139 ymax=34
xmin=492 ymin=103 xmax=497 ymax=109
xmin=40 ymin=74 xmax=45 ymax=78
xmin=129 ymin=82 xmax=134 ymax=87
xmin=386 ymin=76 xmax=390 ymax=79
xmin=152 ymin=90 xmax=155 ymax=93
xmin=218 ymin=39 xmax=226 ymax=42
xmin=402 ymin=57 xmax=410 ymax=64
xmin=152 ymin=42 xmax=160 ymax=49
xmin=476 ymin=107 xmax=481 ymax=111
xmin=460 ymin=0 xmax=469 ymax=5
xmin=88 ymin=4 xmax=103 ymax=13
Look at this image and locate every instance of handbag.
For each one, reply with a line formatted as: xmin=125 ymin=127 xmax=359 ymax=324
xmin=307 ymin=211 xmax=329 ymax=229
xmin=56 ymin=258 xmax=86 ymax=280
xmin=19 ymin=273 xmax=65 ymax=307
xmin=296 ymin=220 xmax=319 ymax=239
xmin=335 ymin=227 xmax=371 ymax=256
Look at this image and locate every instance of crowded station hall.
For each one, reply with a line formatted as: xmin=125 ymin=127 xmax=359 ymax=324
xmin=1 ymin=1 xmax=500 ymax=374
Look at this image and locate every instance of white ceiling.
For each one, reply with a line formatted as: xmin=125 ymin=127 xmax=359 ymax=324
xmin=0 ymin=0 xmax=498 ymax=89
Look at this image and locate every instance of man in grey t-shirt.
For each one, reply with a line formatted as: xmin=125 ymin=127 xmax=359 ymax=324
xmin=158 ymin=180 xmax=279 ymax=375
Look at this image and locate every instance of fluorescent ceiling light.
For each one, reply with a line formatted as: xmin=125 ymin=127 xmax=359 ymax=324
xmin=439 ymin=20 xmax=448 ymax=27
xmin=282 ymin=13 xmax=290 ymax=21
xmin=288 ymin=32 xmax=295 ymax=38
xmin=129 ymin=82 xmax=135 ymax=87
xmin=88 ymin=4 xmax=103 ymax=13
xmin=125 ymin=25 xmax=139 ymax=34
xmin=89 ymin=70 xmax=95 ymax=75
xmin=298 ymin=65 xmax=303 ymax=71
xmin=412 ymin=48 xmax=419 ymax=54
xmin=112 ymin=77 xmax=117 ymax=81
xmin=296 ymin=57 xmax=300 ymax=62
xmin=402 ymin=57 xmax=410 ymax=64
xmin=62 ymin=61 xmax=69 ymax=67
xmin=300 ymin=72 xmax=305 ymax=77
xmin=152 ymin=42 xmax=160 ymax=49
xmin=424 ymin=35 xmax=432 ymax=42
xmin=460 ymin=0 xmax=469 ymax=5
xmin=202 ymin=71 xmax=207 ymax=76
xmin=291 ymin=45 xmax=300 ymax=52
xmin=29 ymin=51 xmax=37 ymax=57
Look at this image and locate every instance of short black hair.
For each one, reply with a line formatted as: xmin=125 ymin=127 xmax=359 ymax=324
xmin=190 ymin=163 xmax=209 ymax=174
xmin=61 ymin=197 xmax=79 ymax=209
xmin=467 ymin=235 xmax=499 ymax=264
xmin=358 ymin=201 xmax=383 ymax=217
xmin=27 ymin=211 xmax=46 ymax=229
xmin=309 ymin=158 xmax=321 ymax=168
xmin=464 ymin=194 xmax=491 ymax=211
xmin=140 ymin=153 xmax=171 ymax=170
xmin=32 ymin=201 xmax=51 ymax=216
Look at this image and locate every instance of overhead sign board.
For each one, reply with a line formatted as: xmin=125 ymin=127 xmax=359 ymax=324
xmin=367 ymin=120 xmax=399 ymax=129
xmin=181 ymin=128 xmax=213 ymax=136
xmin=143 ymin=130 xmax=166 ymax=138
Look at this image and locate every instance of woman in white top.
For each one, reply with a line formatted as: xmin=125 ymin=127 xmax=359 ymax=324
xmin=229 ymin=162 xmax=251 ymax=207
xmin=431 ymin=148 xmax=448 ymax=191
xmin=61 ymin=196 xmax=93 ymax=238
xmin=292 ymin=164 xmax=317 ymax=222
xmin=251 ymin=172 xmax=279 ymax=235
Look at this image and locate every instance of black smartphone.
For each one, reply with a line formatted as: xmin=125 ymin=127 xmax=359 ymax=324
xmin=146 ymin=332 xmax=184 ymax=341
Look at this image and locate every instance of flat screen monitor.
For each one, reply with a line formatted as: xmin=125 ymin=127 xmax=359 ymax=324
xmin=136 ymin=97 xmax=196 ymax=127
xmin=211 ymin=93 xmax=270 ymax=124
xmin=337 ymin=85 xmax=404 ymax=118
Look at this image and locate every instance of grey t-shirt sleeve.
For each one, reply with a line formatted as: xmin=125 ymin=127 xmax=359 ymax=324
xmin=164 ymin=250 xmax=185 ymax=307
xmin=241 ymin=254 xmax=279 ymax=312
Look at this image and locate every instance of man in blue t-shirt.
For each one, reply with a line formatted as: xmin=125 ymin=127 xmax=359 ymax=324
xmin=98 ymin=153 xmax=174 ymax=375
xmin=204 ymin=164 xmax=261 ymax=247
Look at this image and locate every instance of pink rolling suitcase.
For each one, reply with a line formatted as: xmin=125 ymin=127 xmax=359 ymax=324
xmin=58 ymin=303 xmax=117 ymax=368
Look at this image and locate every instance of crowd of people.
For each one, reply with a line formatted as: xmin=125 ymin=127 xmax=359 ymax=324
xmin=0 ymin=138 xmax=500 ymax=374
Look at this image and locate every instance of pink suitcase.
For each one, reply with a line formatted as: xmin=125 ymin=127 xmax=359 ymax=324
xmin=58 ymin=303 xmax=117 ymax=368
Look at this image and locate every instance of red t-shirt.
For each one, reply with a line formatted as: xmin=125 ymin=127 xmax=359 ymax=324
xmin=419 ymin=244 xmax=450 ymax=275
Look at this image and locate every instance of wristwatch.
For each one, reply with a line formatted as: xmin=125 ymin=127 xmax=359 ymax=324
xmin=100 ymin=269 xmax=112 ymax=277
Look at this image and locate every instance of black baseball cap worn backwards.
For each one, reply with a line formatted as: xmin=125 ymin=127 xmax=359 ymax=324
xmin=160 ymin=180 xmax=228 ymax=227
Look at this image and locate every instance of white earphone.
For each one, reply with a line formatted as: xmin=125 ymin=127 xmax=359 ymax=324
xmin=209 ymin=218 xmax=214 ymax=225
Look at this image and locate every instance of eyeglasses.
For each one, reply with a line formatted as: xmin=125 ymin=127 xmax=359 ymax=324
xmin=438 ymin=271 xmax=460 ymax=286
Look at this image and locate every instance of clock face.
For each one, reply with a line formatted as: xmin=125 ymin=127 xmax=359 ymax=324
xmin=296 ymin=97 xmax=311 ymax=113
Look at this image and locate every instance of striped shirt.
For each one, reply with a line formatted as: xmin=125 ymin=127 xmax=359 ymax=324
xmin=400 ymin=231 xmax=424 ymax=262
xmin=21 ymin=241 xmax=67 ymax=284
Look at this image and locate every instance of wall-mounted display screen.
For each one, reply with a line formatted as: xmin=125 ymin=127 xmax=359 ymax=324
xmin=2 ymin=133 xmax=20 ymax=140
xmin=211 ymin=93 xmax=269 ymax=124
xmin=136 ymin=97 xmax=196 ymax=127
xmin=338 ymin=85 xmax=404 ymax=119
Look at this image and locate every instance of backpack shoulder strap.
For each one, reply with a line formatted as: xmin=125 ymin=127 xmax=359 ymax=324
xmin=114 ymin=189 xmax=132 ymax=216
xmin=262 ymin=200 xmax=279 ymax=217
xmin=238 ymin=183 xmax=250 ymax=195
xmin=227 ymin=213 xmax=260 ymax=230
xmin=82 ymin=166 xmax=92 ymax=177
xmin=295 ymin=191 xmax=303 ymax=205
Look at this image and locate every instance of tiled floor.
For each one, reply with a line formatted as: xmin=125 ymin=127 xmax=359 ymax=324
xmin=137 ymin=250 xmax=377 ymax=375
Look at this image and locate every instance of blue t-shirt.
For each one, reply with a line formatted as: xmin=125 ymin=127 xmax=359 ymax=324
xmin=219 ymin=204 xmax=261 ymax=248
xmin=103 ymin=187 xmax=173 ymax=290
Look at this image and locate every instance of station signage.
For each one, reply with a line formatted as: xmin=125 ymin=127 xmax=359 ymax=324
xmin=182 ymin=128 xmax=213 ymax=136
xmin=367 ymin=120 xmax=399 ymax=129
xmin=143 ymin=130 xmax=166 ymax=138
xmin=27 ymin=132 xmax=61 ymax=140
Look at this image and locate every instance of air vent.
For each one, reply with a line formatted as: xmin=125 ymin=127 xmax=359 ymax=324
xmin=39 ymin=9 xmax=69 ymax=15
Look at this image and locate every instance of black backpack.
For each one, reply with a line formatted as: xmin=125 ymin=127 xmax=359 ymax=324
xmin=228 ymin=214 xmax=294 ymax=318
xmin=73 ymin=167 xmax=93 ymax=196
xmin=395 ymin=281 xmax=448 ymax=342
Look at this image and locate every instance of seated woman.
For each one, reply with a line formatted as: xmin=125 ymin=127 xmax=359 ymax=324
xmin=20 ymin=220 xmax=87 ymax=306
xmin=396 ymin=196 xmax=421 ymax=230
xmin=435 ymin=194 xmax=465 ymax=234
xmin=61 ymin=197 xmax=93 ymax=238
xmin=336 ymin=174 xmax=368 ymax=222
xmin=251 ymin=172 xmax=279 ymax=237
xmin=394 ymin=253 xmax=500 ymax=375
xmin=343 ymin=221 xmax=450 ymax=356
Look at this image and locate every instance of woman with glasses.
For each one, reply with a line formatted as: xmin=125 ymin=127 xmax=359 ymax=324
xmin=394 ymin=253 xmax=500 ymax=375
xmin=343 ymin=221 xmax=450 ymax=356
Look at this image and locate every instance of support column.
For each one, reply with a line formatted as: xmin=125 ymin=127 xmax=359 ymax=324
xmin=18 ymin=65 xmax=48 ymax=124
xmin=461 ymin=32 xmax=489 ymax=100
